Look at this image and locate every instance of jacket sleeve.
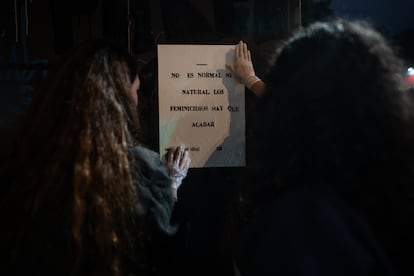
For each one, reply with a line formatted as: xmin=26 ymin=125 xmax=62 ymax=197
xmin=130 ymin=146 xmax=177 ymax=235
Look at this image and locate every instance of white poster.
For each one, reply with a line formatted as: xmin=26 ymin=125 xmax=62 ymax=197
xmin=157 ymin=44 xmax=245 ymax=168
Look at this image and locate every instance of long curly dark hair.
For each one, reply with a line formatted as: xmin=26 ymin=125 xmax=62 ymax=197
xmin=242 ymin=19 xmax=414 ymax=274
xmin=0 ymin=40 xmax=144 ymax=275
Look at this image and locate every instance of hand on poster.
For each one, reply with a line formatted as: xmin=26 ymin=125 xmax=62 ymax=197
xmin=165 ymin=145 xmax=190 ymax=201
xmin=226 ymin=41 xmax=261 ymax=89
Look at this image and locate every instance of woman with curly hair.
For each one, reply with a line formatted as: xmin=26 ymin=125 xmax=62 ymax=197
xmin=0 ymin=40 xmax=189 ymax=275
xmin=232 ymin=20 xmax=414 ymax=276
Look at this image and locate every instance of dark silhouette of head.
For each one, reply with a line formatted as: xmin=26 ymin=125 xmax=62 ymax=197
xmin=257 ymin=20 xmax=410 ymax=185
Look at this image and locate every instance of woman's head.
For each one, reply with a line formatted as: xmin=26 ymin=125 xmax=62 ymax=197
xmin=254 ymin=19 xmax=413 ymax=188
xmin=56 ymin=40 xmax=141 ymax=142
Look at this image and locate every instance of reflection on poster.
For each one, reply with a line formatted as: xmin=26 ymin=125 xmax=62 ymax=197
xmin=157 ymin=44 xmax=245 ymax=168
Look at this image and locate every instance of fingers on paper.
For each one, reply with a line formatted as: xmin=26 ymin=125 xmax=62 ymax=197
xmin=242 ymin=42 xmax=248 ymax=59
xmin=168 ymin=145 xmax=187 ymax=163
xmin=179 ymin=149 xmax=190 ymax=170
xmin=235 ymin=41 xmax=241 ymax=58
xmin=165 ymin=147 xmax=173 ymax=163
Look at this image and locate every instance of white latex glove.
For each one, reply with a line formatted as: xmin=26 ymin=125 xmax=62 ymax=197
xmin=165 ymin=145 xmax=190 ymax=190
xmin=226 ymin=41 xmax=260 ymax=89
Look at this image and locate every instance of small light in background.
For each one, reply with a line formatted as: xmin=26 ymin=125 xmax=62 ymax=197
xmin=405 ymin=67 xmax=414 ymax=88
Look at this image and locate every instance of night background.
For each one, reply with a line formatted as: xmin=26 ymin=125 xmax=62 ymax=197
xmin=1 ymin=1 xmax=413 ymax=275
xmin=1 ymin=0 xmax=414 ymax=157
xmin=308 ymin=0 xmax=414 ymax=65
